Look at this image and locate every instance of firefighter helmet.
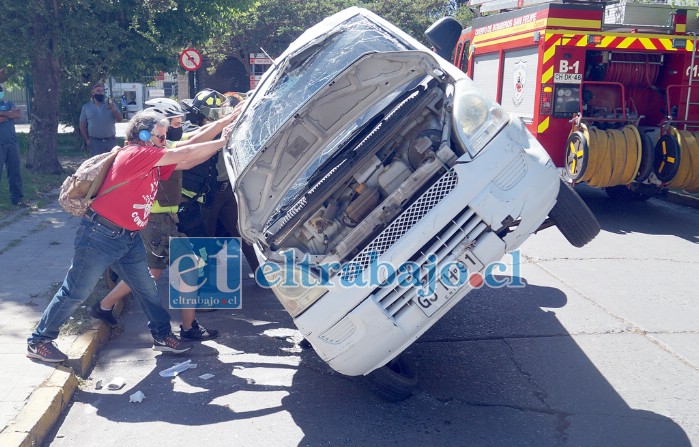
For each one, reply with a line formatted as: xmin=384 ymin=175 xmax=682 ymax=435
xmin=192 ymin=89 xmax=226 ymax=115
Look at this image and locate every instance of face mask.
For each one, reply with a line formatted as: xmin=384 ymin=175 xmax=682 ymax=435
xmin=93 ymin=94 xmax=105 ymax=103
xmin=167 ymin=127 xmax=183 ymax=141
xmin=0 ymin=92 xmax=4 ymax=100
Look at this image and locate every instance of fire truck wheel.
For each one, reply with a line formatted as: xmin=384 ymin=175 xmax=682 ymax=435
xmin=653 ymin=134 xmax=681 ymax=183
xmin=549 ymin=179 xmax=600 ymax=248
xmin=565 ymin=131 xmax=589 ymax=182
xmin=604 ymin=185 xmax=651 ymax=201
xmin=367 ymin=354 xmax=418 ymax=402
xmin=636 ymin=131 xmax=655 ymax=182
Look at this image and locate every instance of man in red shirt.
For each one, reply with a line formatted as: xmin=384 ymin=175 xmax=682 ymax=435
xmin=27 ymin=109 xmax=235 ymax=363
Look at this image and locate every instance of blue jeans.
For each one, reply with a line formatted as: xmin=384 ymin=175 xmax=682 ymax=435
xmin=0 ymin=140 xmax=24 ymax=204
xmin=28 ymin=216 xmax=173 ymax=345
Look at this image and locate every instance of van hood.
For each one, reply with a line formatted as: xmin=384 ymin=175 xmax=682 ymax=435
xmin=222 ymin=10 xmax=444 ymax=246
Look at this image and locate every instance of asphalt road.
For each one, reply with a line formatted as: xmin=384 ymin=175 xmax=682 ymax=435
xmin=45 ymin=186 xmax=699 ymax=447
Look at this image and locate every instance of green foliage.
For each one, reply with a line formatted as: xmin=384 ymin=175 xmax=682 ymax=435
xmin=207 ymin=0 xmax=458 ymax=76
xmin=0 ymin=0 xmax=249 ymax=172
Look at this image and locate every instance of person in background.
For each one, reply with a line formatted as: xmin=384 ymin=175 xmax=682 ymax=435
xmin=0 ymin=82 xmax=27 ymax=207
xmin=27 ymin=110 xmax=232 ymax=364
xmin=91 ymin=98 xmax=232 ymax=341
xmin=79 ymin=83 xmax=123 ymax=156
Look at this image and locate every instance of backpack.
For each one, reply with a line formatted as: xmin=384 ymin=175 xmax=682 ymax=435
xmin=58 ymin=147 xmax=127 ymax=216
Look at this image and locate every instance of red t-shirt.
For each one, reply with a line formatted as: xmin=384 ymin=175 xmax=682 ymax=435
xmin=91 ymin=145 xmax=176 ymax=230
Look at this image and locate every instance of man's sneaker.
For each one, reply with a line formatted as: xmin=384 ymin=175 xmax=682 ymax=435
xmin=89 ymin=302 xmax=118 ymax=326
xmin=27 ymin=341 xmax=68 ymax=363
xmin=179 ymin=320 xmax=219 ymax=341
xmin=152 ymin=333 xmax=192 ymax=353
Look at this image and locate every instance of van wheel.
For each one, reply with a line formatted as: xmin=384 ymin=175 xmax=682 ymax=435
xmin=550 ymin=179 xmax=600 ymax=248
xmin=367 ymin=355 xmax=418 ymax=402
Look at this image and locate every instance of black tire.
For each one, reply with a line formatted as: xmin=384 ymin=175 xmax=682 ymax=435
xmin=604 ymin=185 xmax=651 ymax=201
xmin=549 ymin=179 xmax=600 ymax=248
xmin=636 ymin=131 xmax=654 ymax=182
xmin=367 ymin=355 xmax=418 ymax=402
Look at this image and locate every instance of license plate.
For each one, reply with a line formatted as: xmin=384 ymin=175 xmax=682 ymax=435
xmin=415 ymin=250 xmax=483 ymax=317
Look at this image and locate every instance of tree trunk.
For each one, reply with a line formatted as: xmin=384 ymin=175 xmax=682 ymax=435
xmin=26 ymin=7 xmax=62 ymax=174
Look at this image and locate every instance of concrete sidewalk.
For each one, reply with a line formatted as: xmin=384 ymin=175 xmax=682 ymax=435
xmin=0 ymin=200 xmax=116 ymax=447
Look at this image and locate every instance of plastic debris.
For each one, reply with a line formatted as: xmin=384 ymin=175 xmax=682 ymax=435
xmin=159 ymin=359 xmax=195 ymax=377
xmin=129 ymin=390 xmax=145 ymax=403
xmin=106 ymin=377 xmax=126 ymax=390
xmin=199 ymin=373 xmax=215 ymax=380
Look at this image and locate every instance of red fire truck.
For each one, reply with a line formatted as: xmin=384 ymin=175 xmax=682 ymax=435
xmin=427 ymin=0 xmax=699 ymax=198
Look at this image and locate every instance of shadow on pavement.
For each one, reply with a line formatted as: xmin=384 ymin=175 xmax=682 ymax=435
xmin=46 ymin=277 xmax=690 ymax=447
xmin=574 ymin=184 xmax=699 ymax=244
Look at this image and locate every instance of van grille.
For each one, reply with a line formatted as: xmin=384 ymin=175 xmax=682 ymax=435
xmin=342 ymin=169 xmax=458 ymax=279
xmin=373 ymin=206 xmax=489 ymax=319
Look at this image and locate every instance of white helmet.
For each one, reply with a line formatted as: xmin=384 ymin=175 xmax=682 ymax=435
xmin=144 ymin=97 xmax=185 ymax=118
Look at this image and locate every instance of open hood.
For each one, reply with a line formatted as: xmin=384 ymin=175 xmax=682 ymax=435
xmin=222 ymin=10 xmax=444 ymax=246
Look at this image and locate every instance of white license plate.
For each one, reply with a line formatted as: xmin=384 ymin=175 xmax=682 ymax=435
xmin=415 ymin=250 xmax=484 ymax=317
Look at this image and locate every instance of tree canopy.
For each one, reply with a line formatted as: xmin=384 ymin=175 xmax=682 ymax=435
xmin=0 ymin=0 xmax=471 ymax=173
xmin=0 ymin=0 xmax=248 ymax=173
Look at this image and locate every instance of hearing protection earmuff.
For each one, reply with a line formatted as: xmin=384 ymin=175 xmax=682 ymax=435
xmin=138 ymin=129 xmax=151 ymax=142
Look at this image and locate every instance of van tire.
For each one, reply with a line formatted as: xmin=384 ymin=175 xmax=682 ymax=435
xmin=550 ymin=179 xmax=600 ymax=248
xmin=367 ymin=355 xmax=418 ymax=402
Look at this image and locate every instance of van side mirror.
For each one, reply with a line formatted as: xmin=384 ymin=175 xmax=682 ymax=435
xmin=425 ymin=17 xmax=463 ymax=61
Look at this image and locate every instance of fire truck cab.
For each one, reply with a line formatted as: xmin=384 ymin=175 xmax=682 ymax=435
xmin=429 ymin=0 xmax=699 ymax=197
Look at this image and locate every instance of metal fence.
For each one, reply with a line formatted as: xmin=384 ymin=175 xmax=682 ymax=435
xmin=4 ymin=85 xmax=30 ymax=124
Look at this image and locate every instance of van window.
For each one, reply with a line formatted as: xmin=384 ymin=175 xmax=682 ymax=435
xmin=459 ymin=40 xmax=470 ymax=71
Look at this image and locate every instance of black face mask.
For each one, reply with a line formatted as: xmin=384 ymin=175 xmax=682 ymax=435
xmin=167 ymin=127 xmax=183 ymax=141
xmin=93 ymin=94 xmax=105 ymax=103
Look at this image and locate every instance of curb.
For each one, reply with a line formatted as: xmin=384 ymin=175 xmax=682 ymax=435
xmin=663 ymin=191 xmax=699 ymax=209
xmin=0 ymin=300 xmax=125 ymax=447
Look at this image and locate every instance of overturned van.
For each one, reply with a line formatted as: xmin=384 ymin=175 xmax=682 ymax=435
xmin=222 ymin=7 xmax=599 ymax=400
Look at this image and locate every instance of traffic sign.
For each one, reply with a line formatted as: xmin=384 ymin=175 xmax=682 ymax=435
xmin=179 ymin=48 xmax=203 ymax=71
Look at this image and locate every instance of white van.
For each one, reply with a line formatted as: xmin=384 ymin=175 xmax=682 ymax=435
xmin=222 ymin=7 xmax=599 ymax=400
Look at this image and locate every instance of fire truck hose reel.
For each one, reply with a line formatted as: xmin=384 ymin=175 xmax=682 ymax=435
xmin=607 ymin=129 xmax=628 ymax=186
xmin=653 ymin=134 xmax=681 ymax=183
xmin=565 ymin=131 xmax=589 ymax=182
xmin=636 ymin=131 xmax=655 ymax=183
xmin=668 ymin=129 xmax=695 ymax=189
xmin=691 ymin=132 xmax=699 ymax=190
xmin=621 ymin=125 xmax=642 ymax=185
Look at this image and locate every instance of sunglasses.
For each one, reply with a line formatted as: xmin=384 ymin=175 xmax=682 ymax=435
xmin=152 ymin=134 xmax=166 ymax=142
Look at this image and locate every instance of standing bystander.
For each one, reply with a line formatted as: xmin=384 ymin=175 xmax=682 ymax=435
xmin=91 ymin=98 xmax=240 ymax=340
xmin=79 ymin=83 xmax=123 ymax=156
xmin=0 ymin=82 xmax=26 ymax=207
xmin=27 ymin=110 xmax=232 ymax=364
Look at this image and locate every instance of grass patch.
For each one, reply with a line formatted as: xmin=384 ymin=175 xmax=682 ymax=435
xmin=0 ymin=133 xmax=124 ymax=220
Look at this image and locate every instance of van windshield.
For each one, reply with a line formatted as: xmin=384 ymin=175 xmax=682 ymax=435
xmin=225 ymin=15 xmax=408 ymax=173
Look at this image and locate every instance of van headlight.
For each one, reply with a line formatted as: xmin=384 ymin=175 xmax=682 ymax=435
xmin=453 ymin=79 xmax=509 ymax=157
xmin=267 ymin=266 xmax=328 ymax=318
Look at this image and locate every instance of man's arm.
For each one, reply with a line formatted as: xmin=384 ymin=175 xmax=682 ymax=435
xmin=0 ymin=106 xmax=21 ymax=120
xmin=156 ymin=137 xmax=227 ymax=170
xmin=79 ymin=121 xmax=89 ymax=145
xmin=178 ymin=103 xmax=243 ymax=146
xmin=109 ymin=101 xmax=123 ymax=123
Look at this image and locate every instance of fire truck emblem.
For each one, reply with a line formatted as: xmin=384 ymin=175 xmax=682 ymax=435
xmin=513 ymin=60 xmax=526 ymax=106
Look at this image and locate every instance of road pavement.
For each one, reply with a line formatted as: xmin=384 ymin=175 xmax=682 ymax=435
xmin=33 ymin=186 xmax=699 ymax=447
